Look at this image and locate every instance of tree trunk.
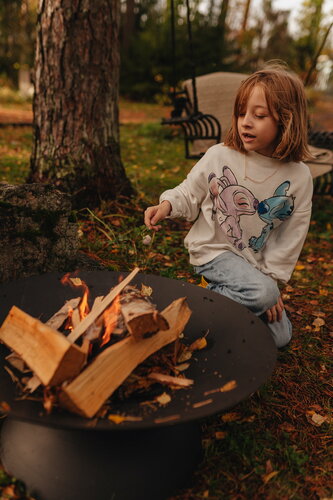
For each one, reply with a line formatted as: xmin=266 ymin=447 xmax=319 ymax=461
xmin=29 ymin=0 xmax=133 ymax=208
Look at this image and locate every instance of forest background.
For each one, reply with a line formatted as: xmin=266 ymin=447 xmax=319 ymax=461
xmin=0 ymin=0 xmax=332 ymax=102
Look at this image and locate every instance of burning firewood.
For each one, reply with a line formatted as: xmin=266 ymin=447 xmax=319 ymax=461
xmin=59 ymin=297 xmax=192 ymax=418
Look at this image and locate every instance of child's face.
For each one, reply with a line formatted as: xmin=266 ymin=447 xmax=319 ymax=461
xmin=237 ymin=85 xmax=279 ymax=157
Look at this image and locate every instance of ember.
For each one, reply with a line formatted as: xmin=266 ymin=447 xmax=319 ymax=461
xmin=0 ymin=267 xmax=198 ymax=419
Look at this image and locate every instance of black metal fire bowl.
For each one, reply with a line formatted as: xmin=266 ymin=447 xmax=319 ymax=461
xmin=0 ymin=271 xmax=277 ymax=500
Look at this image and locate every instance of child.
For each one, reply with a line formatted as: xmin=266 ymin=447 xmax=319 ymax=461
xmin=144 ymin=65 xmax=313 ymax=348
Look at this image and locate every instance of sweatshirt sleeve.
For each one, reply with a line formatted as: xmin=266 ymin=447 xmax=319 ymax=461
xmin=260 ymin=170 xmax=313 ymax=284
xmin=159 ymin=146 xmax=217 ymax=221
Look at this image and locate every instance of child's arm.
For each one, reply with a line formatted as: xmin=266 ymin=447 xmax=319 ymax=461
xmin=144 ymin=200 xmax=172 ymax=231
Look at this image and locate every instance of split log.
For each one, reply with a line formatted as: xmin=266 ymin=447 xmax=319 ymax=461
xmin=0 ymin=306 xmax=86 ymax=386
xmin=67 ymin=267 xmax=140 ymax=344
xmin=59 ymin=297 xmax=192 ymax=418
xmin=120 ymin=286 xmax=169 ymax=339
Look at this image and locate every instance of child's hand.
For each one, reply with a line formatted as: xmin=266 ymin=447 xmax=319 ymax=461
xmin=266 ymin=295 xmax=284 ymax=323
xmin=144 ymin=200 xmax=172 ymax=231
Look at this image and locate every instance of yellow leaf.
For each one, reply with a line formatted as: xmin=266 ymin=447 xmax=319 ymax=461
xmin=295 ymin=264 xmax=305 ymax=271
xmin=262 ymin=471 xmax=279 ymax=484
xmin=69 ymin=277 xmax=83 ymax=286
xmin=312 ymin=317 xmax=325 ymax=328
xmin=156 ymin=392 xmax=171 ymax=405
xmin=220 ymin=380 xmax=237 ymax=392
xmin=190 ymin=337 xmax=208 ymax=351
xmin=319 ymin=288 xmax=329 ymax=296
xmin=221 ymin=412 xmax=241 ymax=422
xmin=108 ymin=414 xmax=126 ymax=424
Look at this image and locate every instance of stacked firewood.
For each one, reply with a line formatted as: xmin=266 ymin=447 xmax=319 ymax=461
xmin=0 ymin=268 xmax=194 ymax=419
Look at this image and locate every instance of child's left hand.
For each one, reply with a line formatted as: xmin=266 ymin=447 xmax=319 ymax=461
xmin=266 ymin=295 xmax=284 ymax=323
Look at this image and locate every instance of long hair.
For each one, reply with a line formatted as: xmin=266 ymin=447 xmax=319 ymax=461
xmin=224 ymin=64 xmax=311 ymax=162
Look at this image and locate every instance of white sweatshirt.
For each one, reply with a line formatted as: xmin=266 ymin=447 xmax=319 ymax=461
xmin=160 ymin=144 xmax=313 ymax=283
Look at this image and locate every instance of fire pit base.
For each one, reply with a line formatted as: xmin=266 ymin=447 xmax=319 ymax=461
xmin=1 ymin=417 xmax=202 ymax=500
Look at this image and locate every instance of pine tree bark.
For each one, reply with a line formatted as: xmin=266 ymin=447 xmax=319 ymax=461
xmin=29 ymin=0 xmax=133 ymax=208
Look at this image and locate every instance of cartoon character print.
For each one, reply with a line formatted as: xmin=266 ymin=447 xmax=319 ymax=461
xmin=249 ymin=181 xmax=295 ymax=252
xmin=208 ymin=166 xmax=258 ymax=250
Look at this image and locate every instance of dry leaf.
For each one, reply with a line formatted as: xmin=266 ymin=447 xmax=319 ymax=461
xmin=295 ymin=264 xmax=305 ymax=271
xmin=221 ymin=412 xmax=241 ymax=422
xmin=312 ymin=317 xmax=325 ymax=331
xmin=141 ymin=284 xmax=153 ymax=296
xmin=156 ymin=392 xmax=171 ymax=405
xmin=215 ymin=431 xmax=227 ymax=439
xmin=177 ymin=349 xmax=193 ymax=363
xmin=69 ymin=277 xmax=83 ymax=286
xmin=0 ymin=400 xmax=11 ymax=415
xmin=176 ymin=362 xmax=190 ymax=372
xmin=108 ymin=414 xmax=126 ymax=424
xmin=262 ymin=471 xmax=279 ymax=484
xmin=319 ymin=288 xmax=329 ymax=296
xmin=306 ymin=411 xmax=328 ymax=426
xmin=189 ymin=337 xmax=208 ymax=351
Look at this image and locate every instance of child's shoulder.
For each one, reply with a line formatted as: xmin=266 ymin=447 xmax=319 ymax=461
xmin=205 ymin=143 xmax=242 ymax=160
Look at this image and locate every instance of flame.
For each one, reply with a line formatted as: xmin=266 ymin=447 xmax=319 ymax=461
xmin=100 ymin=294 xmax=121 ymax=347
xmin=60 ymin=273 xmax=91 ymax=328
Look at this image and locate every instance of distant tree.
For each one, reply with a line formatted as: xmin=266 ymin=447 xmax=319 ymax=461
xmin=295 ymin=0 xmax=326 ymax=76
xmin=29 ymin=0 xmax=133 ymax=208
xmin=0 ymin=0 xmax=36 ymax=85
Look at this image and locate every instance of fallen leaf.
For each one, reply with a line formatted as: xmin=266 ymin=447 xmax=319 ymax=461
xmin=221 ymin=412 xmax=241 ymax=422
xmin=156 ymin=392 xmax=171 ymax=405
xmin=176 ymin=362 xmax=190 ymax=372
xmin=177 ymin=349 xmax=193 ymax=363
xmin=69 ymin=277 xmax=83 ymax=286
xmin=204 ymin=380 xmax=237 ymax=395
xmin=319 ymin=288 xmax=329 ymax=296
xmin=189 ymin=337 xmax=208 ymax=351
xmin=295 ymin=264 xmax=305 ymax=271
xmin=312 ymin=317 xmax=325 ymax=331
xmin=140 ymin=284 xmax=153 ymax=296
xmin=261 ymin=470 xmax=279 ymax=484
xmin=306 ymin=411 xmax=328 ymax=426
xmin=215 ymin=431 xmax=227 ymax=439
xmin=108 ymin=414 xmax=126 ymax=424
xmin=0 ymin=401 xmax=11 ymax=415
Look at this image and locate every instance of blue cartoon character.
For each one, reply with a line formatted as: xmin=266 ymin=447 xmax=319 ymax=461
xmin=249 ymin=181 xmax=295 ymax=252
xmin=209 ymin=167 xmax=258 ymax=250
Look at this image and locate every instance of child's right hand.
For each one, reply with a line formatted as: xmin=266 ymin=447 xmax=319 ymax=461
xmin=144 ymin=200 xmax=172 ymax=231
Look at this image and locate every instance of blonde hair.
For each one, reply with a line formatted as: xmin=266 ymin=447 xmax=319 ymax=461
xmin=224 ymin=64 xmax=311 ymax=162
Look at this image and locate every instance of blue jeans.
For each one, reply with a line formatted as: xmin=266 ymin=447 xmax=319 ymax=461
xmin=195 ymin=252 xmax=292 ymax=348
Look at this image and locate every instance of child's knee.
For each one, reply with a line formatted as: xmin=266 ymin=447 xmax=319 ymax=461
xmin=254 ymin=277 xmax=280 ymax=311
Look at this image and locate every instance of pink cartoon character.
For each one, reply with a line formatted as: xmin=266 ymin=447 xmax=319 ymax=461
xmin=208 ymin=166 xmax=258 ymax=250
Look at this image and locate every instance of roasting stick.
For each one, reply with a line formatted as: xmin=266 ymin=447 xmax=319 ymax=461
xmin=67 ymin=267 xmax=140 ymax=344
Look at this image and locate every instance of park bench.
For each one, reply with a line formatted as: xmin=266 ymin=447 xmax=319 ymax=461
xmin=166 ymin=71 xmax=333 ymax=195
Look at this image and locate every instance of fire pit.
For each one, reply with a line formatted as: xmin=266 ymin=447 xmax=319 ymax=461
xmin=0 ymin=271 xmax=277 ymax=500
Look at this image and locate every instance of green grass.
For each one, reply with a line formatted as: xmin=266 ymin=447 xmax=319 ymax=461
xmin=0 ymin=104 xmax=332 ymax=500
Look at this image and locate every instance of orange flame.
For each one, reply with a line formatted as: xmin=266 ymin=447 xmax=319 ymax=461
xmin=60 ymin=273 xmax=91 ymax=327
xmin=100 ymin=294 xmax=121 ymax=347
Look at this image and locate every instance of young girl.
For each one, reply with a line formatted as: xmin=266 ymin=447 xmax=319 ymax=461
xmin=144 ymin=66 xmax=313 ymax=348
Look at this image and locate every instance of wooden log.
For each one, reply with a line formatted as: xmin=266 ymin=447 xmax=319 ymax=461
xmin=120 ymin=286 xmax=169 ymax=339
xmin=0 ymin=306 xmax=86 ymax=386
xmin=59 ymin=297 xmax=192 ymax=418
xmin=67 ymin=267 xmax=140 ymax=344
